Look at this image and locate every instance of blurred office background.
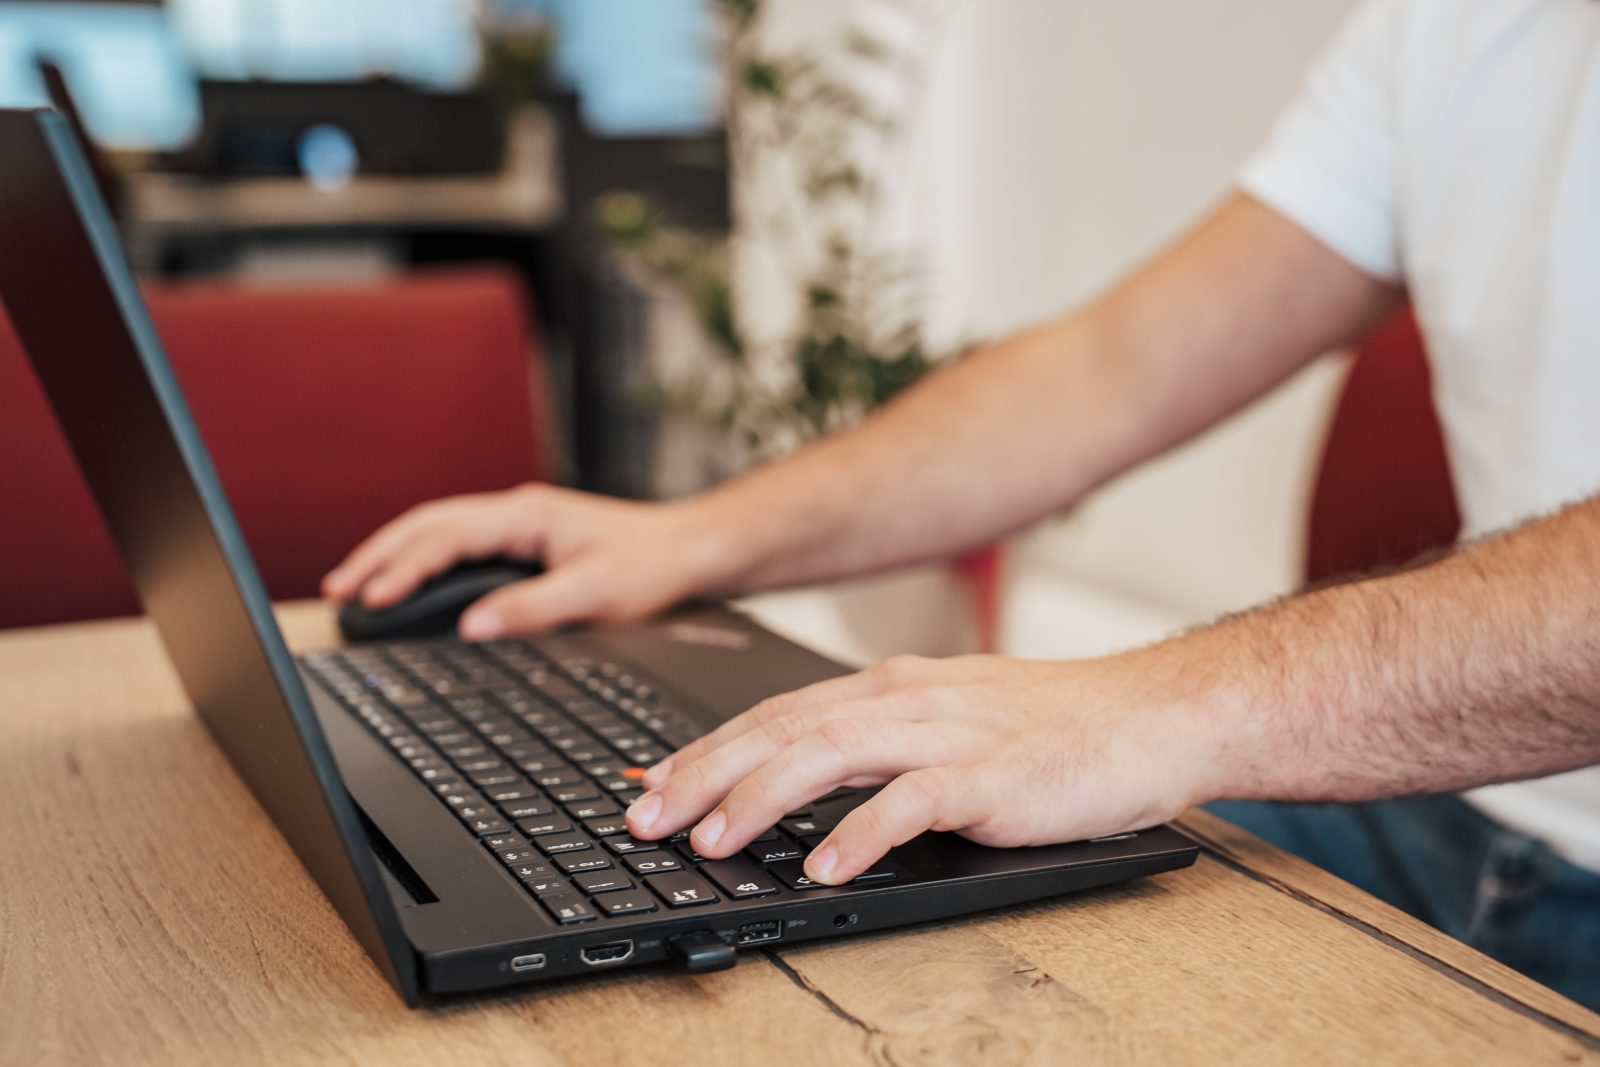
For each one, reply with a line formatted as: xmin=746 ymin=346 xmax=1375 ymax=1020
xmin=1 ymin=0 xmax=1370 ymax=662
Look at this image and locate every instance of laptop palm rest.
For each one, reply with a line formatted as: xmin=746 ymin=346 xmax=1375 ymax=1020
xmin=309 ymin=683 xmax=551 ymax=955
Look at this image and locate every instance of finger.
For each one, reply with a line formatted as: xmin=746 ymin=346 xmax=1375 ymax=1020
xmin=459 ymin=559 xmax=610 ymax=639
xmin=696 ymin=719 xmax=978 ymax=859
xmin=630 ymin=711 xmax=964 ymax=850
xmin=322 ymin=510 xmax=435 ymax=601
xmin=356 ymin=533 xmax=470 ymax=609
xmin=357 ymin=506 xmax=546 ymax=610
xmin=806 ymin=766 xmax=992 ymax=885
xmin=641 ymin=666 xmax=902 ymax=789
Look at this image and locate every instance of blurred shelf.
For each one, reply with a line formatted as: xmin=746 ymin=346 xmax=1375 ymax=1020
xmin=126 ymin=107 xmax=562 ymax=237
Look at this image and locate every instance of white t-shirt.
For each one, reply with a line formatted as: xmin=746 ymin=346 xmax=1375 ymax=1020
xmin=1240 ymin=0 xmax=1600 ymax=871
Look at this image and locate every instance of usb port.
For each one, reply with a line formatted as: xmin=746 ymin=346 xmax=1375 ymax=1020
xmin=510 ymin=953 xmax=546 ymax=972
xmin=579 ymin=940 xmax=635 ymax=966
xmin=735 ymin=920 xmax=783 ymax=946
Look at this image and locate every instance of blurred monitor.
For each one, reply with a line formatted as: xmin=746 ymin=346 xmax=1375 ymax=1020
xmin=169 ymin=0 xmax=480 ymax=89
xmin=0 ymin=1 xmax=200 ymax=150
xmin=498 ymin=0 xmax=720 ymax=136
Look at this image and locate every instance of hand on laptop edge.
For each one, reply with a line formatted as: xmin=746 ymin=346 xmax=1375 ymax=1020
xmin=623 ymin=648 xmax=1226 ymax=886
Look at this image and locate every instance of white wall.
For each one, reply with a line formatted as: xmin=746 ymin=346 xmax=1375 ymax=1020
xmin=741 ymin=0 xmax=1365 ymax=651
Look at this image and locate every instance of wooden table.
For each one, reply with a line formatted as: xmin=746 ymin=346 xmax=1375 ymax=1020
xmin=4 ymin=603 xmax=1598 ymax=1065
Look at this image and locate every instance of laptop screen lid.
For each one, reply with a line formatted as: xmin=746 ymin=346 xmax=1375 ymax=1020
xmin=0 ymin=109 xmax=419 ymax=1004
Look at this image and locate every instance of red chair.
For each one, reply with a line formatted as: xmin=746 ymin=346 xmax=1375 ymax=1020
xmin=1 ymin=266 xmax=556 ymax=630
xmin=1306 ymin=307 xmax=1460 ymax=583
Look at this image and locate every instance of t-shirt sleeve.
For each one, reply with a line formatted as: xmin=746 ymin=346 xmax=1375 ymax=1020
xmin=1238 ymin=0 xmax=1405 ymax=282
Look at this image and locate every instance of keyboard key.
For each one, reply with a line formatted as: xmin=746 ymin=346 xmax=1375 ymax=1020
xmin=524 ymin=874 xmax=568 ymax=895
xmin=623 ymin=853 xmax=683 ymax=877
xmin=463 ymin=815 xmax=510 ymax=836
xmin=572 ymin=871 xmax=633 ymax=895
xmin=517 ymin=817 xmax=573 ymax=838
xmin=470 ymin=771 xmax=521 ymax=788
xmin=454 ymin=802 xmax=497 ymax=822
xmin=605 ymin=836 xmax=660 ymax=856
xmin=532 ymin=769 xmax=580 ymax=788
xmin=509 ymin=861 xmax=555 ymax=882
xmin=767 ymin=859 xmax=827 ymax=891
xmin=485 ymin=781 xmax=539 ymax=802
xmin=539 ymin=894 xmax=597 ymax=924
xmin=702 ymin=858 xmax=782 ymax=899
xmin=768 ymin=858 xmax=898 ymax=890
xmin=500 ymin=799 xmax=554 ymax=820
xmin=565 ymin=800 xmax=620 ymax=820
xmin=535 ymin=832 xmax=592 ymax=856
xmin=482 ymin=833 xmax=524 ymax=852
xmin=747 ymin=841 xmax=805 ymax=864
xmin=555 ymin=853 xmax=614 ymax=874
xmin=551 ymin=785 xmax=601 ymax=804
xmin=430 ymin=730 xmax=473 ymax=747
xmin=780 ymin=815 xmax=835 ymax=837
xmin=599 ymin=892 xmax=658 ymax=917
xmin=495 ymin=847 xmax=544 ymax=867
xmin=583 ymin=816 xmax=629 ymax=837
xmin=644 ymin=871 xmax=719 ymax=908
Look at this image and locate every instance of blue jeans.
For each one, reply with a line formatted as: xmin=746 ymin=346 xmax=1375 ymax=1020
xmin=1208 ymin=795 xmax=1600 ymax=1011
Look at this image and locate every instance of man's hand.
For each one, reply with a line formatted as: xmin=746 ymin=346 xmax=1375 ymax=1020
xmin=321 ymin=484 xmax=732 ymax=638
xmin=624 ymin=490 xmax=1600 ymax=888
xmin=624 ymin=651 xmax=1222 ymax=885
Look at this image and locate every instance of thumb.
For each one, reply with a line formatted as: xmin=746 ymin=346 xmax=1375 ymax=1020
xmin=459 ymin=559 xmax=610 ymax=639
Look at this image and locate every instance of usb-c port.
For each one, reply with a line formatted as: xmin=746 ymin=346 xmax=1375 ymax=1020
xmin=510 ymin=953 xmax=546 ymax=972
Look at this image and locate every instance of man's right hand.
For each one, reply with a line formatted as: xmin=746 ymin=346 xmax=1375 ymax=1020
xmin=320 ymin=484 xmax=733 ymax=639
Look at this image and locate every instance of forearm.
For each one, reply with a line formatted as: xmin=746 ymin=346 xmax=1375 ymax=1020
xmin=1175 ymin=497 xmax=1600 ymax=804
xmin=688 ymin=314 xmax=1140 ymax=593
xmin=687 ymin=194 xmax=1396 ymax=596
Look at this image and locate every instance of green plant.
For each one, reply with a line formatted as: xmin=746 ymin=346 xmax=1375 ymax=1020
xmin=594 ymin=0 xmax=952 ymax=458
xmin=480 ymin=21 xmax=555 ymax=120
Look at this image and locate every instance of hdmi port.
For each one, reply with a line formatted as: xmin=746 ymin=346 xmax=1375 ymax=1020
xmin=580 ymin=940 xmax=635 ymax=966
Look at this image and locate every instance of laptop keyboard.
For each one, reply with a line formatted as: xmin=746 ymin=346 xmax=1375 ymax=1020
xmin=300 ymin=638 xmax=896 ymax=926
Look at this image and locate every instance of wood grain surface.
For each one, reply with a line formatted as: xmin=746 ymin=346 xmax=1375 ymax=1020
xmin=2 ymin=603 xmax=1597 ymax=1066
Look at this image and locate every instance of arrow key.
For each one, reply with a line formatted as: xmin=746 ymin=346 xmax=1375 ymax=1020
xmin=701 ymin=857 xmax=781 ymax=899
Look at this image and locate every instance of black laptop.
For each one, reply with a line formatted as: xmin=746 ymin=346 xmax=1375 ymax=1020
xmin=0 ymin=109 xmax=1197 ymax=1005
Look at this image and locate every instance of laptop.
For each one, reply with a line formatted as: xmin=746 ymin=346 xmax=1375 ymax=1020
xmin=0 ymin=109 xmax=1198 ymax=1005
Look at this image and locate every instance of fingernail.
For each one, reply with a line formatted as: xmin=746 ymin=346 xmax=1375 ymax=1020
xmin=628 ymin=791 xmax=662 ymax=833
xmin=807 ymin=845 xmax=839 ymax=884
xmin=642 ymin=758 xmax=674 ymax=789
xmin=460 ymin=610 xmax=502 ymax=641
xmin=695 ymin=810 xmax=726 ymax=851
